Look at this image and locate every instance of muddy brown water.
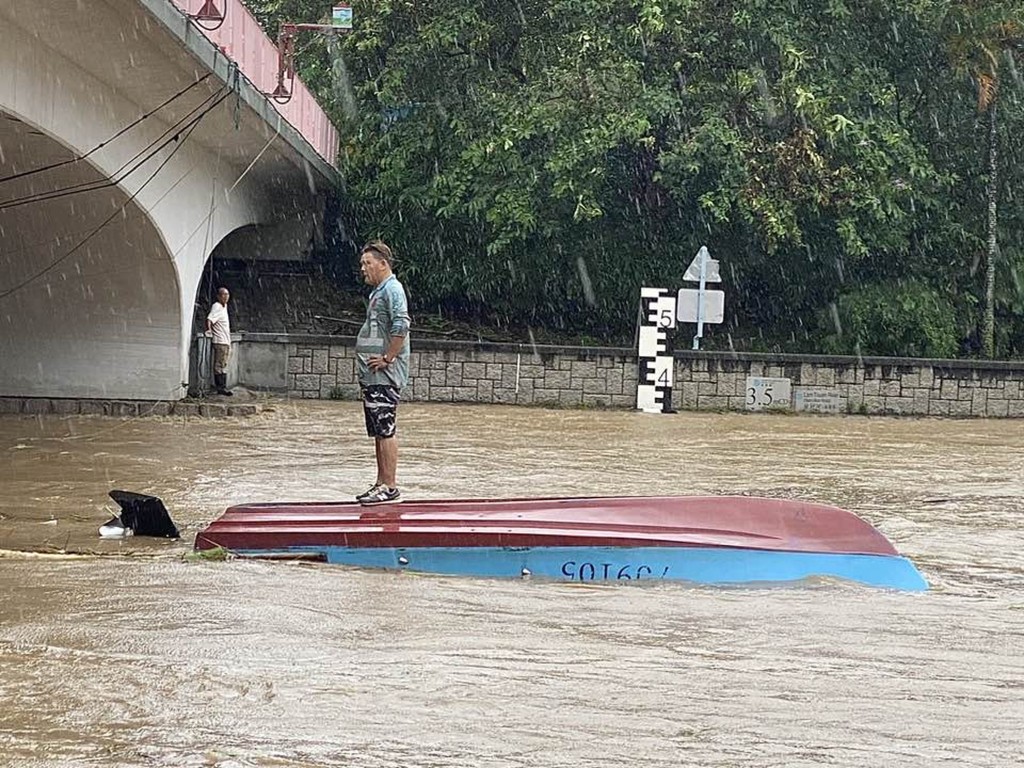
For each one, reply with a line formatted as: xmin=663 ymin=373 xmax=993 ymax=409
xmin=1 ymin=402 xmax=1022 ymax=767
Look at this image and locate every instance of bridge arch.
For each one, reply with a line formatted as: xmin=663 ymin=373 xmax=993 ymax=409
xmin=0 ymin=0 xmax=337 ymax=400
xmin=0 ymin=110 xmax=184 ymax=399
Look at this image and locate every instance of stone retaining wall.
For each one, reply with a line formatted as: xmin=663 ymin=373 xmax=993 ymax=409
xmin=278 ymin=339 xmax=635 ymax=408
xmin=242 ymin=333 xmax=1024 ymax=418
xmin=4 ymin=334 xmax=1023 ymax=418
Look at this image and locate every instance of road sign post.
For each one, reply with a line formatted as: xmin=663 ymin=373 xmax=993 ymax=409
xmin=680 ymin=246 xmax=724 ymax=350
xmin=694 ymin=246 xmax=707 ymax=350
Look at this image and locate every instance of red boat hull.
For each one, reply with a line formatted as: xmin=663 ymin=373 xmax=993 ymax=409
xmin=195 ymin=495 xmax=899 ymax=555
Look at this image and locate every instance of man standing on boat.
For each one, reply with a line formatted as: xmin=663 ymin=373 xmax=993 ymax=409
xmin=355 ymin=241 xmax=411 ymax=505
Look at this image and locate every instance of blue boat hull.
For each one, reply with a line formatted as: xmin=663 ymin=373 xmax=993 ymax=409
xmin=234 ymin=545 xmax=928 ymax=591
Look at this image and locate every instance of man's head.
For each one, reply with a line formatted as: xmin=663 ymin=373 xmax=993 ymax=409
xmin=360 ymin=241 xmax=394 ymax=286
xmin=217 ymin=287 xmax=230 ymax=305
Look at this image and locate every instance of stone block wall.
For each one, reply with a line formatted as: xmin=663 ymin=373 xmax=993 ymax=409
xmin=4 ymin=335 xmax=1022 ymax=418
xmin=672 ymin=356 xmax=1024 ymax=417
xmin=239 ymin=333 xmax=1024 ymax=418
xmin=278 ymin=335 xmax=637 ymax=408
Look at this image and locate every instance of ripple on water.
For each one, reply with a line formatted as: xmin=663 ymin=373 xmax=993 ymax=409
xmin=1 ymin=404 xmax=1023 ymax=767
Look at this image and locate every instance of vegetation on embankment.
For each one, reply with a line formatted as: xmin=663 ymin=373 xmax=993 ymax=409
xmin=245 ymin=0 xmax=1024 ymax=358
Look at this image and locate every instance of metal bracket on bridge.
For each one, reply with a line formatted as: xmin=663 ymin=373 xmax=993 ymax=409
xmin=271 ymin=5 xmax=353 ymax=103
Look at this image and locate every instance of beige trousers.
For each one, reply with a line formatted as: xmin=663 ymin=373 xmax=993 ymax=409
xmin=212 ymin=343 xmax=231 ymax=375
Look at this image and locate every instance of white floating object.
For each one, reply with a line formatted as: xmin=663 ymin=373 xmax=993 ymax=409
xmin=99 ymin=517 xmax=134 ymax=539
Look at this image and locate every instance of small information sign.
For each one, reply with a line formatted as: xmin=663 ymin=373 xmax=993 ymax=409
xmin=794 ymin=389 xmax=842 ymax=414
xmin=332 ymin=4 xmax=353 ymax=28
xmin=745 ymin=377 xmax=792 ymax=411
xmin=677 ymin=288 xmax=725 ymax=324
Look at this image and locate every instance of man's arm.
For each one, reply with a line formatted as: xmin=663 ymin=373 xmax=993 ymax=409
xmin=206 ymin=304 xmax=222 ymax=335
xmin=369 ymin=284 xmax=410 ymax=369
xmin=381 ymin=334 xmax=406 ymax=364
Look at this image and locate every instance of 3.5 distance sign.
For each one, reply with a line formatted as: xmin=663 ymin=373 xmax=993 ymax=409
xmin=745 ymin=377 xmax=792 ymax=411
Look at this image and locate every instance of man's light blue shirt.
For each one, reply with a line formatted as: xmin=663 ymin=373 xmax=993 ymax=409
xmin=356 ymin=274 xmax=411 ymax=389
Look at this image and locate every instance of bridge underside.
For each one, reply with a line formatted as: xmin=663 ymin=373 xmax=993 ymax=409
xmin=0 ymin=0 xmax=340 ymax=400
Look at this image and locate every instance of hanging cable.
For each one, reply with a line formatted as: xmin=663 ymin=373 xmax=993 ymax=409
xmin=227 ymin=130 xmax=278 ymax=195
xmin=0 ymin=85 xmax=230 ymax=213
xmin=229 ymin=60 xmax=242 ymax=131
xmin=0 ymin=74 xmax=213 ymax=187
xmin=1 ymin=116 xmax=239 ymax=276
xmin=0 ymin=85 xmax=227 ymax=212
xmin=0 ymin=90 xmax=230 ymax=302
xmin=0 ymin=86 xmax=230 ymax=264
xmin=199 ymin=170 xmax=218 ymax=396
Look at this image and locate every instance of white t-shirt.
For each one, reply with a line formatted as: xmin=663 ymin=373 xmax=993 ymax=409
xmin=207 ymin=302 xmax=231 ymax=345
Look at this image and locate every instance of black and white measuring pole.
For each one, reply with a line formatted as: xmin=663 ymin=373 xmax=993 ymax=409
xmin=636 ymin=287 xmax=676 ymax=413
xmin=636 ymin=246 xmax=725 ymax=413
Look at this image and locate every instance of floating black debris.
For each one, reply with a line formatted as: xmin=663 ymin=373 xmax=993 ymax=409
xmin=100 ymin=490 xmax=180 ymax=539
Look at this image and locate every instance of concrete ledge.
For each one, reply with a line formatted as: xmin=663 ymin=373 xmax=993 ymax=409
xmin=0 ymin=398 xmax=262 ymax=418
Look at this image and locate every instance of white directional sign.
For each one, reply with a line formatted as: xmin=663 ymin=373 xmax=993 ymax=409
xmin=677 ymin=288 xmax=725 ymax=324
xmin=682 ymin=245 xmax=725 ymax=350
xmin=683 ymin=246 xmax=722 ymax=282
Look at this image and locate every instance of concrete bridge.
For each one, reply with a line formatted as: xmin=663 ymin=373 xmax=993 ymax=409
xmin=0 ymin=0 xmax=342 ymax=400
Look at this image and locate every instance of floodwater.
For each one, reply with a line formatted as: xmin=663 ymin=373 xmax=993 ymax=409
xmin=1 ymin=401 xmax=1022 ymax=767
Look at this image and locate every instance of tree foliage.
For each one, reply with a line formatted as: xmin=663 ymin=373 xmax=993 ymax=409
xmin=244 ymin=0 xmax=1024 ymax=356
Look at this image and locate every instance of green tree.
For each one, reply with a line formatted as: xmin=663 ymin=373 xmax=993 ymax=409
xmin=943 ymin=1 xmax=1023 ymax=357
xmin=822 ymin=281 xmax=959 ymax=358
xmin=241 ymin=0 xmax=1024 ymax=358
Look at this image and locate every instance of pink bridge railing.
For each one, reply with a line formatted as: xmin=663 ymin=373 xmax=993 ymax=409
xmin=170 ymin=0 xmax=339 ymax=167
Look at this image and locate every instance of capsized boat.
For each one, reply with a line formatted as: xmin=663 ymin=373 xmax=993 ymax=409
xmin=194 ymin=495 xmax=928 ymax=591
